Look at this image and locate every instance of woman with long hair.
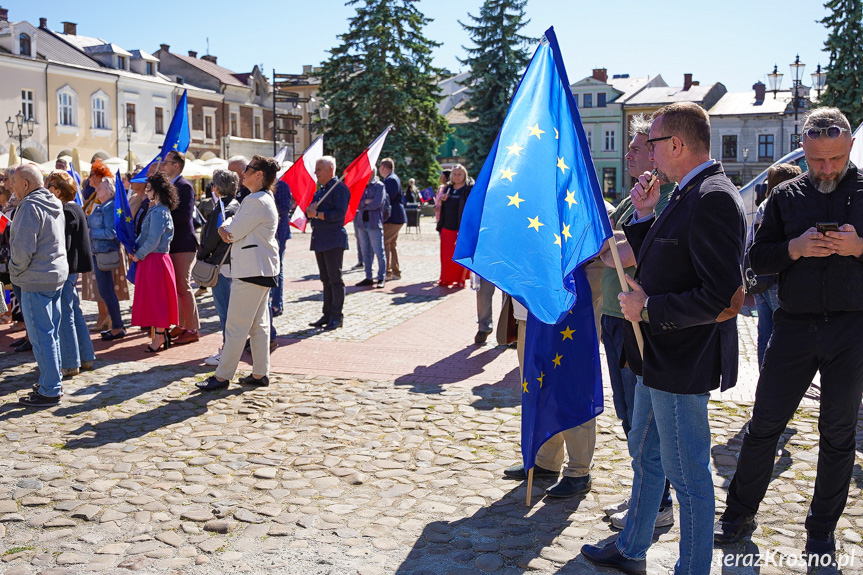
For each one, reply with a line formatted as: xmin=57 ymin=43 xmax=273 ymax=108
xmin=131 ymin=172 xmax=180 ymax=352
xmin=436 ymin=164 xmax=471 ymax=288
xmin=88 ymin=175 xmax=126 ymax=340
xmin=45 ymin=171 xmax=95 ymax=377
xmin=198 ymin=156 xmax=280 ymax=390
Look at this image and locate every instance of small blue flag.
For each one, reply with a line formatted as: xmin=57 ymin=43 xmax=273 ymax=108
xmin=453 ymin=27 xmax=612 ymax=324
xmin=114 ymin=171 xmax=137 ymax=283
xmin=419 ymin=187 xmax=434 ymax=202
xmin=131 ymin=90 xmax=191 ymax=183
xmin=67 ymin=165 xmax=83 ymax=206
xmin=520 ymin=264 xmax=603 ymax=471
xmin=214 ymin=192 xmax=225 ymax=228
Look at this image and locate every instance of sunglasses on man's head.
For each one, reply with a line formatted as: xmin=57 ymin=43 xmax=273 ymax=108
xmin=805 ymin=125 xmax=851 ymax=140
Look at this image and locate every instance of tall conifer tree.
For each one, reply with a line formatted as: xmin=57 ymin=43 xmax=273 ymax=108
xmin=319 ymin=0 xmax=449 ymax=186
xmin=819 ymin=0 xmax=863 ymax=127
xmin=458 ymin=0 xmax=533 ymax=174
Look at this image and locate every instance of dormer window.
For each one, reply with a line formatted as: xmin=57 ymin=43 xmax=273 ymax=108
xmin=146 ymin=62 xmax=155 ymax=75
xmin=597 ymin=93 xmax=607 ymax=107
xmin=19 ymin=33 xmax=31 ymax=56
xmin=118 ymin=56 xmax=127 ymax=70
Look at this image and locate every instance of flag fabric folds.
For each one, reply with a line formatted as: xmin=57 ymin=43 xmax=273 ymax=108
xmin=520 ymin=265 xmax=604 ymax=471
xmin=453 ymin=27 xmax=612 ymax=325
xmin=67 ymin=164 xmax=83 ymax=206
xmin=280 ymin=136 xmax=324 ymax=232
xmin=131 ymin=90 xmax=191 ymax=183
xmin=0 ymin=212 xmax=9 ymax=234
xmin=341 ymin=125 xmax=392 ymax=225
xmin=114 ymin=171 xmax=137 ymax=283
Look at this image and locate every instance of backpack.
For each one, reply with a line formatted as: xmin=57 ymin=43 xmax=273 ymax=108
xmin=382 ymin=186 xmax=392 ymax=221
xmin=743 ymin=208 xmax=776 ymax=295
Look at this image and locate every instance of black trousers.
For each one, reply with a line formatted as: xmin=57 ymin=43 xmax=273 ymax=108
xmin=315 ymin=248 xmax=345 ymax=321
xmin=726 ymin=309 xmax=863 ymax=532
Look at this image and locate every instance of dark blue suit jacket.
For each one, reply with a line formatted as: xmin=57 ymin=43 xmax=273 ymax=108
xmin=169 ymin=175 xmax=198 ymax=253
xmin=310 ymin=178 xmax=349 ymax=252
xmin=622 ymin=162 xmax=746 ymax=394
xmin=383 ymin=172 xmax=406 ymax=225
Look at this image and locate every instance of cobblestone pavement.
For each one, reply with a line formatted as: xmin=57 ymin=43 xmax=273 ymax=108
xmin=0 ymin=217 xmax=860 ymax=574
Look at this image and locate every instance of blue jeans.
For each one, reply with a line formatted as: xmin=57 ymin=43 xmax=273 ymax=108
xmin=271 ymin=237 xmax=288 ymax=316
xmin=92 ymin=254 xmax=124 ymax=330
xmin=212 ymin=273 xmax=232 ymax=340
xmin=617 ymin=379 xmax=713 ymax=575
xmin=356 ymin=224 xmax=386 ymax=281
xmin=353 ymin=220 xmax=364 ymax=265
xmin=58 ymin=273 xmax=95 ymax=370
xmin=753 ymin=285 xmax=778 ymax=369
xmin=21 ymin=290 xmax=63 ymax=397
xmin=601 ymin=314 xmax=638 ymax=435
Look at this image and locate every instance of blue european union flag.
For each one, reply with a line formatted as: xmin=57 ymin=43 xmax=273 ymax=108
xmin=521 ymin=264 xmax=603 ymax=471
xmin=67 ymin=165 xmax=83 ymax=206
xmin=114 ymin=171 xmax=137 ymax=283
xmin=453 ymin=27 xmax=612 ymax=325
xmin=214 ymin=192 xmax=225 ymax=228
xmin=131 ymin=90 xmax=191 ymax=183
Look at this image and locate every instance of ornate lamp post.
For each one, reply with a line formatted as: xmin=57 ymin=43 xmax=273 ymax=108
xmin=789 ymin=55 xmax=805 ymax=148
xmin=766 ymin=64 xmax=783 ymax=98
xmin=224 ymin=133 xmax=231 ymax=160
xmin=126 ymin=122 xmax=134 ymax=172
xmin=811 ymin=63 xmax=827 ymax=100
xmin=5 ymin=110 xmax=35 ymax=154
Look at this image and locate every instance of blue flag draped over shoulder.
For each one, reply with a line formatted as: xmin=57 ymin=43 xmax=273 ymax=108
xmin=114 ymin=172 xmax=137 ymax=283
xmin=453 ymin=27 xmax=612 ymax=325
xmin=521 ymin=265 xmax=603 ymax=471
xmin=67 ymin=165 xmax=83 ymax=206
xmin=131 ymin=90 xmax=190 ymax=183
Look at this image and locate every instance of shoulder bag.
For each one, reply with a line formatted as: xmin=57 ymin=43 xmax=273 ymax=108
xmin=95 ymin=250 xmax=121 ymax=271
xmin=192 ymin=245 xmax=231 ymax=288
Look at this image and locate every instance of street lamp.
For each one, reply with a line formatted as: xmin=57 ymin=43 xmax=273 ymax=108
xmin=6 ymin=110 xmax=34 ymax=154
xmin=766 ymin=64 xmax=783 ymax=99
xmin=742 ymin=147 xmax=749 ymax=184
xmin=789 ymin=55 xmax=805 ymax=148
xmin=125 ymin=121 xmax=134 ymax=171
xmin=224 ymin=133 xmax=231 ymax=159
xmin=811 ymin=63 xmax=827 ymax=99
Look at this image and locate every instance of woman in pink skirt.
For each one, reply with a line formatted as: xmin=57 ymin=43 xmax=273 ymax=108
xmin=131 ymin=172 xmax=179 ymax=352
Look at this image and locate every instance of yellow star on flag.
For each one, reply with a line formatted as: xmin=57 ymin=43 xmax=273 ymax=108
xmin=552 ymin=353 xmax=563 ymax=368
xmin=553 ymin=233 xmax=561 ymax=246
xmin=561 ymin=326 xmax=575 ymax=341
xmin=557 ymin=156 xmax=569 ymax=174
xmin=561 ymin=223 xmax=572 ymax=242
xmin=537 ymin=372 xmax=545 ymax=388
xmin=125 ymin=216 xmax=132 ymax=223
xmin=506 ymin=142 xmax=524 ymax=156
xmin=554 ymin=127 xmax=559 ymax=139
xmin=564 ymin=190 xmax=578 ymax=208
xmin=500 ymin=167 xmax=517 ymax=182
xmin=507 ymin=192 xmax=525 ymax=208
xmin=522 ymin=379 xmax=529 ymax=393
xmin=116 ymin=208 xmax=123 ymax=216
xmin=528 ymin=123 xmax=545 ymax=139
xmin=527 ymin=216 xmax=544 ymax=232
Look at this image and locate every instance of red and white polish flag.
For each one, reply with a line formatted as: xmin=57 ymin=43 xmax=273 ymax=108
xmin=341 ymin=125 xmax=393 ymax=225
xmin=0 ymin=212 xmax=9 ymax=234
xmin=279 ymin=136 xmax=324 ymax=232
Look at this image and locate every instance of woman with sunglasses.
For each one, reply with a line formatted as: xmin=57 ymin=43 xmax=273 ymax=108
xmin=436 ymin=164 xmax=471 ymax=288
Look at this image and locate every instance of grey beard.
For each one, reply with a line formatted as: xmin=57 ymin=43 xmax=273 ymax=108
xmin=810 ymin=161 xmax=850 ymax=194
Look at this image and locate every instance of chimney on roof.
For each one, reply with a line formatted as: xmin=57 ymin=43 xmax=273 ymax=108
xmin=683 ymin=73 xmax=693 ymax=91
xmin=592 ymin=68 xmax=608 ymax=83
xmin=188 ymin=50 xmax=197 ymax=58
xmin=160 ymin=43 xmax=170 ymax=53
xmin=753 ymin=81 xmax=766 ymax=102
xmin=0 ymin=7 xmax=8 ymax=22
xmin=201 ymin=54 xmax=217 ymax=64
xmin=303 ymin=65 xmax=312 ymax=74
xmin=62 ymin=21 xmax=77 ymax=35
xmin=691 ymin=81 xmax=700 ymax=86
xmin=39 ymin=17 xmax=47 ymax=29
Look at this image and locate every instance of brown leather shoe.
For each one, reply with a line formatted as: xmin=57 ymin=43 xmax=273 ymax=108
xmin=173 ymin=330 xmax=199 ymax=345
xmin=169 ymin=326 xmax=185 ymax=338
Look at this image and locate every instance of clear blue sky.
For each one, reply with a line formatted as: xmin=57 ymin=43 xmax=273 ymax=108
xmin=5 ymin=0 xmax=830 ymax=93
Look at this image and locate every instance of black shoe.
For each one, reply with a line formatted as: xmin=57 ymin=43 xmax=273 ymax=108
xmin=546 ymin=475 xmax=591 ymax=498
xmin=805 ymin=530 xmax=835 ymax=559
xmin=503 ymin=463 xmax=559 ymax=480
xmin=581 ymin=541 xmax=646 ymax=575
xmin=375 ymin=279 xmax=386 ymax=288
xmin=713 ymin=511 xmax=757 ymax=545
xmin=196 ymin=376 xmax=229 ymax=391
xmin=14 ymin=340 xmax=32 ymax=352
xmin=10 ymin=336 xmax=27 ymax=347
xmin=323 ymin=319 xmax=343 ymax=331
xmin=239 ymin=374 xmax=269 ymax=387
xmin=309 ymin=317 xmax=329 ymax=328
xmin=352 ymin=263 xmax=364 ymax=269
xmin=474 ymin=330 xmax=491 ymax=345
xmin=31 ymin=383 xmax=64 ymax=397
xmin=355 ymin=278 xmax=374 ymax=287
xmin=19 ymin=391 xmax=61 ymax=407
xmin=101 ymin=329 xmax=127 ymax=341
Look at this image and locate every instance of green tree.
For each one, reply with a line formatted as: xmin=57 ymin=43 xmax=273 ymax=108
xmin=318 ymin=0 xmax=450 ymax=187
xmin=458 ymin=0 xmax=533 ymax=174
xmin=819 ymin=0 xmax=863 ymax=127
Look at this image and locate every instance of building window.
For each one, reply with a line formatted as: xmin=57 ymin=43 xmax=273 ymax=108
xmin=254 ymin=116 xmax=261 ymax=139
xmin=585 ymin=127 xmax=592 ymax=150
xmin=230 ymin=113 xmax=238 ymax=136
xmin=21 ymin=90 xmax=34 ymax=120
xmin=603 ymin=129 xmax=616 ymax=152
xmin=603 ymin=167 xmax=616 ymax=197
xmin=118 ymin=56 xmax=127 ymax=70
xmin=92 ymin=96 xmax=107 ymax=129
xmin=126 ymin=103 xmax=137 ymax=132
xmin=205 ymin=116 xmax=213 ymax=140
xmin=19 ymin=33 xmax=30 ymax=56
xmin=58 ymin=92 xmax=75 ymax=126
xmin=722 ymin=135 xmax=738 ymax=160
xmin=597 ymin=93 xmax=607 ymax=108
xmin=146 ymin=62 xmax=154 ymax=75
xmin=583 ymin=93 xmax=593 ymax=108
xmin=758 ymin=134 xmax=774 ymax=161
xmin=155 ymin=107 xmax=164 ymax=134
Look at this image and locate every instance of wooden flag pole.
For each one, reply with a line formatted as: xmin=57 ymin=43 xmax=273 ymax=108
xmin=607 ymin=237 xmax=644 ymax=358
xmin=525 ymin=468 xmax=534 ymax=507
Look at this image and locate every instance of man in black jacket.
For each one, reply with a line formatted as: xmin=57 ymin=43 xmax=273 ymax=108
xmin=582 ymin=102 xmax=746 ymax=575
xmin=715 ymin=108 xmax=863 ymax=561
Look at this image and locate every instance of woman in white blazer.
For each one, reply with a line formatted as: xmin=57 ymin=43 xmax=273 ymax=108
xmin=198 ymin=155 xmax=280 ymax=391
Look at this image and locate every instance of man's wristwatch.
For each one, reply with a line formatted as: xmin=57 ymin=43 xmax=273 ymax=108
xmin=640 ymin=297 xmax=650 ymax=323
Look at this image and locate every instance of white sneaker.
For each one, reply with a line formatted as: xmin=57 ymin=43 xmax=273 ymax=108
xmin=204 ymin=350 xmax=222 ymax=366
xmin=604 ymin=498 xmax=630 ymax=517
xmin=610 ymin=504 xmax=674 ymax=530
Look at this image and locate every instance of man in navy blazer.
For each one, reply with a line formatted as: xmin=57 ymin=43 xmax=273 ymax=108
xmin=162 ymin=150 xmax=200 ymax=345
xmin=582 ymin=102 xmax=746 ymax=575
xmin=380 ymin=158 xmax=405 ymax=280
xmin=307 ymin=156 xmax=349 ymax=331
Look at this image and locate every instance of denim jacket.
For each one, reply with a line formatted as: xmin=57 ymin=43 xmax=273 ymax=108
xmin=88 ymin=199 xmax=120 ymax=254
xmin=136 ymin=204 xmax=174 ymax=260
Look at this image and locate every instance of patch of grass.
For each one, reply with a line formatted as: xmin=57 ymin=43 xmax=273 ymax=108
xmin=4 ymin=546 xmax=33 ymax=555
xmin=49 ymin=442 xmax=68 ymax=449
